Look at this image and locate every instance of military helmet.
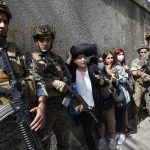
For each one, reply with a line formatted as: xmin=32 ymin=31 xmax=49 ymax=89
xmin=137 ymin=44 xmax=149 ymax=53
xmin=0 ymin=0 xmax=12 ymax=19
xmin=32 ymin=24 xmax=56 ymax=40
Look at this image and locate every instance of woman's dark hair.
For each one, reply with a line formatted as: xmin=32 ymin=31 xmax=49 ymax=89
xmin=89 ymin=56 xmax=98 ymax=64
xmin=89 ymin=54 xmax=103 ymax=65
xmin=102 ymin=51 xmax=114 ymax=62
xmin=114 ymin=48 xmax=126 ymax=65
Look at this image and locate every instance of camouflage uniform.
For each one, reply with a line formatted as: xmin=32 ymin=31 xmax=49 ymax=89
xmin=138 ymin=53 xmax=150 ymax=115
xmin=131 ymin=57 xmax=146 ymax=108
xmin=0 ymin=1 xmax=47 ymax=149
xmin=0 ymin=42 xmax=47 ymax=150
xmin=145 ymin=34 xmax=150 ymax=115
xmin=131 ymin=45 xmax=150 ymax=124
xmin=32 ymin=25 xmax=72 ymax=150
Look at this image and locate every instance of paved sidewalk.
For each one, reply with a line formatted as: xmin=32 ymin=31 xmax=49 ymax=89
xmin=117 ymin=117 xmax=150 ymax=150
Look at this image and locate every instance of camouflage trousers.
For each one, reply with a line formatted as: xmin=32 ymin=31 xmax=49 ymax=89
xmin=0 ymin=115 xmax=26 ymax=150
xmin=133 ymin=80 xmax=146 ymax=108
xmin=41 ymin=96 xmax=70 ymax=150
xmin=133 ymin=80 xmax=150 ymax=126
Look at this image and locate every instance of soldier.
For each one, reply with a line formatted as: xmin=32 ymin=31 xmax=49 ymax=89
xmin=131 ymin=44 xmax=150 ymax=128
xmin=0 ymin=1 xmax=47 ymax=149
xmin=32 ymin=24 xmax=71 ymax=150
xmin=145 ymin=33 xmax=150 ymax=116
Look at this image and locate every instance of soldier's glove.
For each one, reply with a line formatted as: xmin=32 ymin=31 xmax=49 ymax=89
xmin=52 ymin=80 xmax=68 ymax=93
xmin=141 ymin=73 xmax=150 ymax=82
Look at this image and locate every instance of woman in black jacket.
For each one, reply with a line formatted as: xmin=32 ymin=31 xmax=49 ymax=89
xmin=66 ymin=43 xmax=103 ymax=150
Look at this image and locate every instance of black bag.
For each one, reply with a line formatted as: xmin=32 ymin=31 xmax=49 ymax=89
xmin=102 ymin=95 xmax=114 ymax=110
xmin=112 ymin=84 xmax=126 ymax=107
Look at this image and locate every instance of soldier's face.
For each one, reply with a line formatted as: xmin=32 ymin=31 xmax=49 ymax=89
xmin=74 ymin=54 xmax=87 ymax=69
xmin=0 ymin=12 xmax=9 ymax=44
xmin=36 ymin=35 xmax=53 ymax=52
xmin=139 ymin=48 xmax=148 ymax=58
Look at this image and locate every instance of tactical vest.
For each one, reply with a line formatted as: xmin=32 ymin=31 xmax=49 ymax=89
xmin=32 ymin=52 xmax=66 ymax=97
xmin=0 ymin=42 xmax=36 ymax=106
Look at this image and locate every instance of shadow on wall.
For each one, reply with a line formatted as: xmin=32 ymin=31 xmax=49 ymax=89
xmin=101 ymin=0 xmax=150 ymax=40
xmin=100 ymin=0 xmax=150 ymax=63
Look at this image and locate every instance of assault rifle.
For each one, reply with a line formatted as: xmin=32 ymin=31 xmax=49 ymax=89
xmin=0 ymin=49 xmax=43 ymax=150
xmin=67 ymin=87 xmax=102 ymax=127
xmin=44 ymin=58 xmax=101 ymax=127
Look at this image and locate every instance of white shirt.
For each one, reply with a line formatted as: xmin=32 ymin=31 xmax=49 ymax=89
xmin=76 ymin=68 xmax=94 ymax=109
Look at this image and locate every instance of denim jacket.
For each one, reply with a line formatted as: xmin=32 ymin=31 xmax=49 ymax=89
xmin=114 ymin=65 xmax=131 ymax=104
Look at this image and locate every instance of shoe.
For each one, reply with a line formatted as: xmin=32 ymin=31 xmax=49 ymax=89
xmin=117 ymin=133 xmax=125 ymax=145
xmin=125 ymin=127 xmax=136 ymax=135
xmin=108 ymin=138 xmax=116 ymax=150
xmin=97 ymin=138 xmax=107 ymax=150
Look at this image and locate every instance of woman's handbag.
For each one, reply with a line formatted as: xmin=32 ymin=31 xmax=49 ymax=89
xmin=102 ymin=95 xmax=114 ymax=110
xmin=112 ymin=83 xmax=126 ymax=107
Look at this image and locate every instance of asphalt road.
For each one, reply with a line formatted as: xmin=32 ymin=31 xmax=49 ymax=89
xmin=117 ymin=117 xmax=150 ymax=150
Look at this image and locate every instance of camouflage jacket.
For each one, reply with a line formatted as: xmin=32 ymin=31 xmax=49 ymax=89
xmin=0 ymin=42 xmax=47 ymax=106
xmin=32 ymin=50 xmax=72 ymax=97
xmin=131 ymin=57 xmax=142 ymax=72
xmin=131 ymin=56 xmax=150 ymax=85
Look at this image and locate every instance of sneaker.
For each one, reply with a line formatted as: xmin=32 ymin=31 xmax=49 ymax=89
xmin=125 ymin=127 xmax=136 ymax=135
xmin=108 ymin=138 xmax=116 ymax=150
xmin=97 ymin=138 xmax=107 ymax=150
xmin=117 ymin=133 xmax=126 ymax=145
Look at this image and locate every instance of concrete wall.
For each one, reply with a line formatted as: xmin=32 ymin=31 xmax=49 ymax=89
xmin=5 ymin=0 xmax=150 ymax=63
xmin=5 ymin=0 xmax=150 ymax=149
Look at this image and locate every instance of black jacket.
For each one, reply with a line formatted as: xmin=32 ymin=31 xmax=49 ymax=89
xmin=66 ymin=62 xmax=103 ymax=122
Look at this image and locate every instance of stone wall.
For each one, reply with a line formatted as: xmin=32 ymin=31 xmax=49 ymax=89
xmin=6 ymin=0 xmax=150 ymax=63
xmin=5 ymin=0 xmax=150 ymax=149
